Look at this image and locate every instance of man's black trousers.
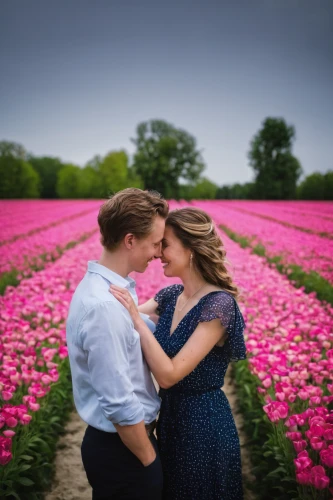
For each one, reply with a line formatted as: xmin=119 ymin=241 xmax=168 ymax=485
xmin=81 ymin=425 xmax=163 ymax=500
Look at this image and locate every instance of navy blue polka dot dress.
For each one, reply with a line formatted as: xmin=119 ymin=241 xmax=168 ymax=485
xmin=154 ymin=284 xmax=246 ymax=500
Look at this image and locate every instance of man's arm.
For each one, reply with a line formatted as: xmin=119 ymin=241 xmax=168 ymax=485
xmin=114 ymin=422 xmax=156 ymax=466
xmin=81 ymin=301 xmax=156 ymax=466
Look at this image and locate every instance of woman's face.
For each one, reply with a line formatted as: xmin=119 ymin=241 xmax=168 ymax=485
xmin=161 ymin=225 xmax=191 ymax=278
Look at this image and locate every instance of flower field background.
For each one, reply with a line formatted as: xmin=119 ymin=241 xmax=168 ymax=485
xmin=0 ymin=200 xmax=333 ymax=499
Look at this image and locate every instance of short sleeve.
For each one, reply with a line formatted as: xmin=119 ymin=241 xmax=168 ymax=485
xmin=199 ymin=292 xmax=246 ymax=362
xmin=154 ymin=285 xmax=181 ymax=316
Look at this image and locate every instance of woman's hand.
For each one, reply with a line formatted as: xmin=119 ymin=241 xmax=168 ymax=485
xmin=109 ymin=285 xmax=141 ymax=327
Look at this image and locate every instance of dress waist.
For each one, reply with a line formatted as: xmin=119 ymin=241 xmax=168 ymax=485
xmin=159 ymin=385 xmax=221 ymax=398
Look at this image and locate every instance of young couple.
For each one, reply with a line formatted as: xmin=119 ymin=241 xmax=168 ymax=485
xmin=66 ymin=188 xmax=246 ymax=500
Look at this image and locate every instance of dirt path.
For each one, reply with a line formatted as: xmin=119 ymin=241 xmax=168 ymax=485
xmin=45 ymin=412 xmax=90 ymax=500
xmin=223 ymin=367 xmax=256 ymax=500
xmin=46 ymin=369 xmax=256 ymax=500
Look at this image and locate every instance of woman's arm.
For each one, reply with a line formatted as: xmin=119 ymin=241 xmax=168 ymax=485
xmin=110 ymin=285 xmax=225 ymax=389
xmin=135 ymin=316 xmax=224 ymax=388
xmin=138 ymin=298 xmax=159 ymax=316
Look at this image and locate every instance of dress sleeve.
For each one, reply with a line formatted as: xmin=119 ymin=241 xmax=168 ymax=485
xmin=154 ymin=285 xmax=179 ymax=316
xmin=199 ymin=292 xmax=246 ymax=362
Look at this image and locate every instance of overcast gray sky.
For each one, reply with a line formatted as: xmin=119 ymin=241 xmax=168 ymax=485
xmin=0 ymin=0 xmax=332 ymax=185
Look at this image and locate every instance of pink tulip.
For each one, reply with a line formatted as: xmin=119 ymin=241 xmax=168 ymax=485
xmin=294 ymin=450 xmax=313 ymax=472
xmin=5 ymin=417 xmax=17 ymax=428
xmin=310 ymin=437 xmax=325 ymax=451
xmin=293 ymin=440 xmax=307 ymax=453
xmin=3 ymin=430 xmax=15 ymax=438
xmin=0 ymin=449 xmax=12 ymax=465
xmin=262 ymin=378 xmax=272 ymax=388
xmin=41 ymin=374 xmax=52 ymax=385
xmin=327 ymin=384 xmax=333 ymax=394
xmin=2 ymin=391 xmax=13 ymax=401
xmin=0 ymin=436 xmax=12 ymax=465
xmin=320 ymin=447 xmax=333 ymax=467
xmin=309 ymin=396 xmax=321 ymax=407
xmin=20 ymin=414 xmax=32 ymax=425
xmin=48 ymin=369 xmax=59 ymax=382
xmin=310 ymin=424 xmax=325 ymax=437
xmin=296 ymin=470 xmax=311 ymax=485
xmin=310 ymin=465 xmax=329 ymax=489
xmin=59 ymin=346 xmax=68 ymax=359
xmin=29 ymin=402 xmax=40 ymax=412
xmin=324 ymin=424 xmax=333 ymax=441
xmin=286 ymin=431 xmax=302 ymax=440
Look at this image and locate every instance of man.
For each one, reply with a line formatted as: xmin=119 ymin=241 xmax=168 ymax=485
xmin=66 ymin=188 xmax=169 ymax=500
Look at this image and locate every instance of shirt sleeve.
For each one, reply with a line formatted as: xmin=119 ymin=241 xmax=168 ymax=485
xmin=80 ymin=301 xmax=145 ymax=426
xmin=199 ymin=292 xmax=246 ymax=362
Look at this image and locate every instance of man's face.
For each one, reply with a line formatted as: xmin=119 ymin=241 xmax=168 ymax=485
xmin=130 ymin=215 xmax=165 ymax=273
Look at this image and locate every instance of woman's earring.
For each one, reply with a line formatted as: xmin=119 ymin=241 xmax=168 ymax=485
xmin=190 ymin=253 xmax=193 ymax=275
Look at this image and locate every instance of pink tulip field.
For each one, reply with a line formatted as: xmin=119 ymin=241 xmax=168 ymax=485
xmin=197 ymin=200 xmax=333 ymax=287
xmin=0 ymin=202 xmax=102 ymax=294
xmin=0 ymin=200 xmax=102 ymax=244
xmin=0 ymin=200 xmax=333 ymax=499
xmin=216 ymin=201 xmax=333 ymax=238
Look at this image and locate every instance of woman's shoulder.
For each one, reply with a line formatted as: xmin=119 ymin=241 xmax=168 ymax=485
xmin=154 ymin=284 xmax=182 ymax=302
xmin=200 ymin=286 xmax=234 ymax=302
xmin=199 ymin=288 xmax=237 ymax=314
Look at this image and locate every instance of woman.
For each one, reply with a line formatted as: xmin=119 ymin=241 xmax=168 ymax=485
xmin=110 ymin=207 xmax=246 ymax=500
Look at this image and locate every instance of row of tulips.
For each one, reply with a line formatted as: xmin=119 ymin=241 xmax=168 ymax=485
xmin=194 ymin=202 xmax=333 ymax=313
xmin=0 ymin=210 xmax=101 ymax=294
xmin=217 ymin=201 xmax=333 ymax=238
xmin=214 ymin=228 xmax=333 ymax=499
xmin=226 ymin=201 xmax=333 ymax=217
xmin=0 ymin=232 xmax=103 ymax=497
xmin=196 ymin=201 xmax=333 ymax=286
xmin=0 ymin=200 xmax=102 ymax=245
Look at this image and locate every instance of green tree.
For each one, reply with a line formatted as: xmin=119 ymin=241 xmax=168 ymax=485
xmin=297 ymin=170 xmax=333 ymax=200
xmin=181 ymin=177 xmax=218 ymax=200
xmin=249 ymin=118 xmax=302 ymax=199
xmin=216 ymin=185 xmax=232 ymax=199
xmin=56 ymin=164 xmax=82 ymax=199
xmin=297 ymin=172 xmax=325 ymax=200
xmin=56 ymin=151 xmax=144 ymax=199
xmin=85 ymin=155 xmax=103 ymax=171
xmin=28 ymin=156 xmax=63 ymax=198
xmin=127 ymin=166 xmax=144 ymax=189
xmin=324 ymin=171 xmax=333 ymax=200
xmin=99 ymin=150 xmax=131 ymax=197
xmin=0 ymin=140 xmax=26 ymax=159
xmin=132 ymin=120 xmax=205 ymax=198
xmin=216 ymin=182 xmax=256 ymax=199
xmin=0 ymin=155 xmax=40 ymax=198
xmin=77 ymin=166 xmax=103 ymax=198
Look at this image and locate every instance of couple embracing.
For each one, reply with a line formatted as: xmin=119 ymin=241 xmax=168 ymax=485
xmin=66 ymin=188 xmax=246 ymax=500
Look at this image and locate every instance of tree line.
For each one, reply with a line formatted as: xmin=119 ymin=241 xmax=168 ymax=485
xmin=0 ymin=118 xmax=331 ymax=200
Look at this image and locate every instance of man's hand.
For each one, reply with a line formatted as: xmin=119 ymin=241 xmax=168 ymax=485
xmin=114 ymin=421 xmax=156 ymax=466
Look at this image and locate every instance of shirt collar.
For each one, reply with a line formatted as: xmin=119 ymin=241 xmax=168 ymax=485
xmin=87 ymin=261 xmax=136 ymax=290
